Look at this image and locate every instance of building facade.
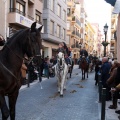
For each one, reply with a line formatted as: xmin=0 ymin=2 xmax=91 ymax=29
xmin=42 ymin=0 xmax=67 ymax=58
xmin=67 ymin=0 xmax=81 ymax=59
xmin=85 ymin=21 xmax=95 ymax=54
xmin=0 ymin=0 xmax=43 ymax=48
xmin=110 ymin=14 xmax=117 ymax=58
xmin=8 ymin=0 xmax=43 ymax=37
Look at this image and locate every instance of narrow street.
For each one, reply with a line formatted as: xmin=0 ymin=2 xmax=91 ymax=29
xmin=13 ymin=66 xmax=99 ymax=120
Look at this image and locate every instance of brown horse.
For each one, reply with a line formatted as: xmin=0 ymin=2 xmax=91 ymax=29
xmin=0 ymin=22 xmax=42 ymax=120
xmin=80 ymin=55 xmax=89 ymax=80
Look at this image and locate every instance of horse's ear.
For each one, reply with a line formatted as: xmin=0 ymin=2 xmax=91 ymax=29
xmin=31 ymin=22 xmax=36 ymax=32
xmin=38 ymin=25 xmax=43 ymax=32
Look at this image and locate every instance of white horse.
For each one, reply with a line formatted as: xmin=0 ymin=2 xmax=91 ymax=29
xmin=55 ymin=52 xmax=68 ymax=97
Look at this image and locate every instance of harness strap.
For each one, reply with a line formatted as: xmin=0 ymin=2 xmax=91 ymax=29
xmin=0 ymin=60 xmax=20 ymax=85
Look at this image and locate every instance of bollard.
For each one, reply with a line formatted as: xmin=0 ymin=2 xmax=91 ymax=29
xmin=27 ymin=70 xmax=30 ymax=87
xmin=38 ymin=67 xmax=42 ymax=82
xmin=99 ymin=81 xmax=102 ymax=102
xmin=98 ymin=73 xmax=101 ymax=92
xmin=101 ymin=88 xmax=106 ymax=120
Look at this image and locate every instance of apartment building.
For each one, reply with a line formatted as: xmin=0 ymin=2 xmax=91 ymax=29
xmin=110 ymin=14 xmax=117 ymax=58
xmin=67 ymin=0 xmax=81 ymax=59
xmin=92 ymin=23 xmax=103 ymax=57
xmin=42 ymin=0 xmax=67 ymax=58
xmin=84 ymin=21 xmax=95 ymax=54
xmin=0 ymin=0 xmax=43 ymax=38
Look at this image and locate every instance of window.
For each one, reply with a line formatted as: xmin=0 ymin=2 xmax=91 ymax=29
xmin=43 ymin=19 xmax=47 ymax=33
xmin=63 ymin=28 xmax=65 ymax=39
xmin=44 ymin=0 xmax=47 ymax=8
xmin=50 ymin=20 xmax=54 ymax=35
xmin=57 ymin=25 xmax=60 ymax=37
xmin=67 ymin=8 xmax=70 ymax=16
xmin=67 ymin=21 xmax=70 ymax=30
xmin=16 ymin=1 xmax=25 ymax=15
xmin=63 ymin=10 xmax=66 ymax=21
xmin=57 ymin=4 xmax=61 ymax=17
xmin=50 ymin=0 xmax=54 ymax=11
xmin=35 ymin=10 xmax=42 ymax=24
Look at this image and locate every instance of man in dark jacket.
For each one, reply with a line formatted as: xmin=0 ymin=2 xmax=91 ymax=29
xmin=79 ymin=47 xmax=89 ymax=63
xmin=80 ymin=47 xmax=88 ymax=57
xmin=101 ymin=57 xmax=111 ymax=100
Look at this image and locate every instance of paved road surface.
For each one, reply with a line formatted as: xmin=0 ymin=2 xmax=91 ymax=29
xmin=1 ymin=67 xmax=100 ymax=120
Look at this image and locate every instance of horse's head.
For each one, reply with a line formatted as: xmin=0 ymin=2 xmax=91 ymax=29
xmin=57 ymin=52 xmax=65 ymax=69
xmin=81 ymin=55 xmax=86 ymax=63
xmin=24 ymin=22 xmax=43 ymax=58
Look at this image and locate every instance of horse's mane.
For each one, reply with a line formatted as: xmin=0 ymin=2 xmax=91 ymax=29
xmin=6 ymin=29 xmax=29 ymax=44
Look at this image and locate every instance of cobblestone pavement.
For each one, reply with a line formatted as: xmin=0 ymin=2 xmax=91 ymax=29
xmin=0 ymin=66 xmax=100 ymax=120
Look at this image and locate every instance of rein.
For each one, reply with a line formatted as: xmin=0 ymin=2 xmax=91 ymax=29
xmin=0 ymin=60 xmax=21 ymax=83
xmin=5 ymin=44 xmax=23 ymax=60
xmin=5 ymin=44 xmax=33 ymax=64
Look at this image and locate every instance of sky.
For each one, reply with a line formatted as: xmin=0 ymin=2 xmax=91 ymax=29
xmin=84 ymin=0 xmax=112 ymax=35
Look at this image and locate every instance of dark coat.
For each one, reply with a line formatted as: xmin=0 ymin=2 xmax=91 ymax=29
xmin=80 ymin=50 xmax=88 ymax=57
xmin=101 ymin=62 xmax=111 ymax=86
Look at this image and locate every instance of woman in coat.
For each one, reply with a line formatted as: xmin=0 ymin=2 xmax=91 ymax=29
xmin=21 ymin=61 xmax=27 ymax=85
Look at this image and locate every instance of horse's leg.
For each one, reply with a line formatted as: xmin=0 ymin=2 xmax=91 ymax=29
xmin=8 ymin=90 xmax=19 ymax=120
xmin=82 ymin=70 xmax=83 ymax=80
xmin=57 ymin=77 xmax=60 ymax=93
xmin=84 ymin=70 xmax=85 ymax=80
xmin=0 ymin=94 xmax=9 ymax=120
xmin=70 ymin=67 xmax=71 ymax=78
xmin=60 ymin=76 xmax=65 ymax=97
xmin=64 ymin=73 xmax=68 ymax=90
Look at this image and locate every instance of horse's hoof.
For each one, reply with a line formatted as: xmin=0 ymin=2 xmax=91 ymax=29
xmin=63 ymin=88 xmax=66 ymax=91
xmin=60 ymin=94 xmax=63 ymax=97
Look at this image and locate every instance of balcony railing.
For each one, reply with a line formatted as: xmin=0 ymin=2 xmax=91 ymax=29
xmin=71 ymin=44 xmax=75 ymax=48
xmin=67 ymin=13 xmax=71 ymax=16
xmin=72 ymin=16 xmax=75 ymax=21
xmin=9 ymin=8 xmax=25 ymax=16
xmin=28 ymin=15 xmax=34 ymax=21
xmin=76 ymin=42 xmax=79 ymax=48
xmin=76 ymin=18 xmax=81 ymax=26
xmin=36 ymin=20 xmax=42 ymax=24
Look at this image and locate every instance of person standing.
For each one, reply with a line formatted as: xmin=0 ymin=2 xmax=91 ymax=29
xmin=101 ymin=57 xmax=111 ymax=101
xmin=21 ymin=60 xmax=27 ymax=85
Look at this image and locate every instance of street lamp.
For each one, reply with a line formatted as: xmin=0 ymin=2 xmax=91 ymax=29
xmin=102 ymin=23 xmax=108 ymax=57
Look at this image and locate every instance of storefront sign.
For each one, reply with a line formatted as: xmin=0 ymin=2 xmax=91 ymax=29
xmin=16 ymin=13 xmax=42 ymax=28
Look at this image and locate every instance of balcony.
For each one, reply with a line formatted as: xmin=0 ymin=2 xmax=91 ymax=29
xmin=72 ymin=16 xmax=75 ymax=22
xmin=28 ymin=0 xmax=34 ymax=4
xmin=110 ymin=46 xmax=115 ymax=51
xmin=76 ymin=18 xmax=81 ymax=27
xmin=111 ymin=14 xmax=116 ymax=23
xmin=67 ymin=0 xmax=75 ymax=7
xmin=71 ymin=4 xmax=75 ymax=11
xmin=9 ymin=8 xmax=25 ymax=16
xmin=8 ymin=12 xmax=42 ymax=28
xmin=67 ymin=13 xmax=72 ymax=21
xmin=28 ymin=15 xmax=34 ymax=21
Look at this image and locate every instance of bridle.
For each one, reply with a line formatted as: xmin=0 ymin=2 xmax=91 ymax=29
xmin=5 ymin=39 xmax=34 ymax=65
xmin=0 ymin=32 xmax=36 ymax=83
xmin=57 ymin=57 xmax=65 ymax=71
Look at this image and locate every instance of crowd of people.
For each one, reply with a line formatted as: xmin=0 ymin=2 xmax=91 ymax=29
xmin=94 ymin=56 xmax=120 ymax=119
